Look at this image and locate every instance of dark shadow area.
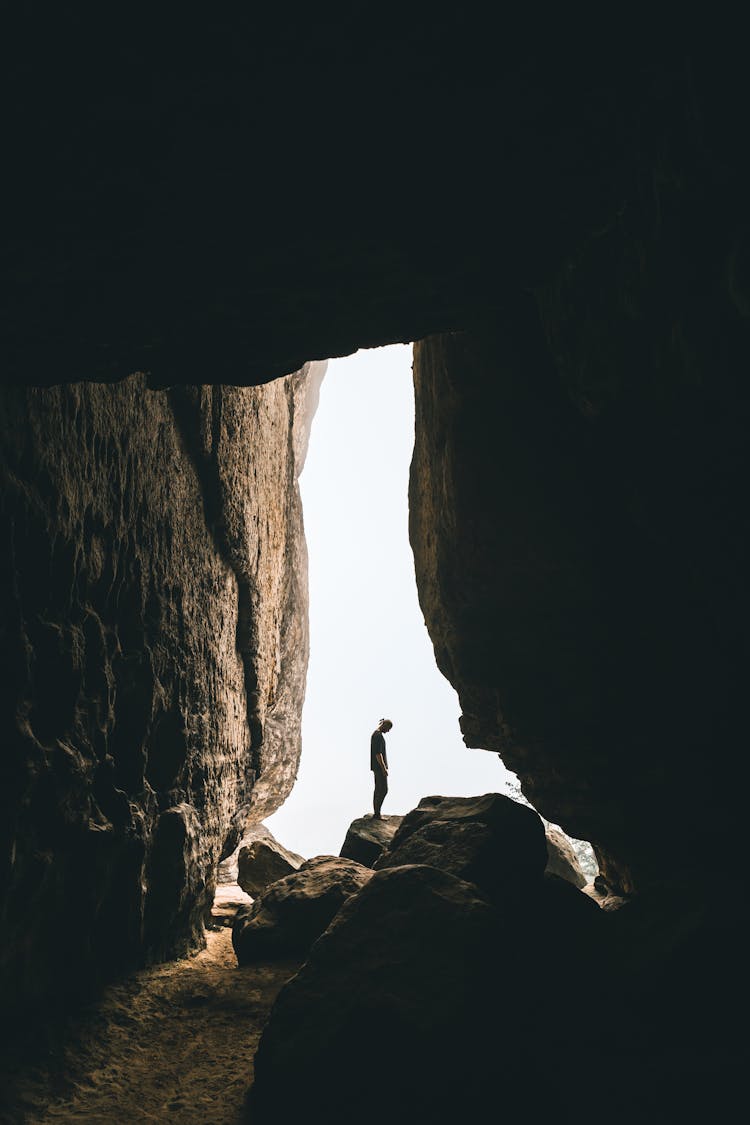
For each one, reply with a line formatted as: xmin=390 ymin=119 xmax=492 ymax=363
xmin=1 ymin=16 xmax=748 ymax=1124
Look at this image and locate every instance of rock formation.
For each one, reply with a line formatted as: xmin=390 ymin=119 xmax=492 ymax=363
xmin=374 ymin=793 xmax=548 ymax=902
xmin=545 ymin=826 xmax=587 ymax=889
xmin=249 ymin=860 xmax=602 ymax=1124
xmin=237 ymin=837 xmax=305 ymax=898
xmin=1 ymin=18 xmax=747 ymax=1118
xmin=409 ymin=317 xmax=747 ymax=897
xmin=232 ymin=856 xmax=371 ymax=964
xmin=217 ymin=822 xmax=276 ymax=886
xmin=339 ymin=814 xmax=402 ymax=868
xmin=0 ymin=364 xmax=324 ymax=1013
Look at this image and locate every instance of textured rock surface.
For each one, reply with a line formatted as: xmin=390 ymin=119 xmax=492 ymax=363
xmin=0 ymin=363 xmax=324 ymax=1011
xmin=232 ymin=856 xmax=371 ymax=964
xmin=4 ymin=18 xmax=748 ymax=902
xmin=545 ymin=826 xmax=587 ymax=889
xmin=249 ymin=863 xmax=602 ymax=1124
xmin=374 ymin=793 xmax=548 ymax=902
xmin=217 ymin=822 xmax=276 ymax=886
xmin=409 ymin=317 xmax=748 ymax=895
xmin=582 ymin=881 xmax=628 ymax=913
xmin=2 ymin=21 xmax=748 ymax=1117
xmin=237 ymin=837 xmax=304 ymax=898
xmin=339 ymin=814 xmax=402 ymax=868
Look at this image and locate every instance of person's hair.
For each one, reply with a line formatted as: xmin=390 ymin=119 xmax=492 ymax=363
xmin=379 ymin=717 xmax=393 ymax=730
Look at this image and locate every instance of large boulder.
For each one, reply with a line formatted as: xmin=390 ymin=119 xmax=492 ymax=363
xmin=248 ymin=863 xmax=600 ymax=1124
xmin=232 ymin=856 xmax=371 ymax=964
xmin=237 ymin=837 xmax=305 ymax=897
xmin=374 ymin=793 xmax=548 ymax=902
xmin=545 ymin=825 xmax=587 ymax=889
xmin=218 ymin=822 xmax=277 ymax=886
xmin=339 ymin=814 xmax=402 ymax=867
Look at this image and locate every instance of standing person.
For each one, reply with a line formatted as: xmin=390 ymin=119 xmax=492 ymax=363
xmin=370 ymin=718 xmax=393 ymax=819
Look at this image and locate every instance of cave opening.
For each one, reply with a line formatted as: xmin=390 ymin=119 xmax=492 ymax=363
xmin=258 ymin=343 xmax=598 ymax=879
xmin=265 ymin=344 xmax=518 ymax=857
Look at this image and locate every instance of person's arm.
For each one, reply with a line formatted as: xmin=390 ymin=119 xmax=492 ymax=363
xmin=376 ymin=751 xmax=388 ymax=773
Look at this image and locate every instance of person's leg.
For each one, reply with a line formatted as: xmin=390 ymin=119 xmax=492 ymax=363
xmin=373 ymin=769 xmax=388 ymax=818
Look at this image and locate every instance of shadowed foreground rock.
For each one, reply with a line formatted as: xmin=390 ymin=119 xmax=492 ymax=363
xmin=371 ymin=792 xmax=602 ymax=976
xmin=2 ymin=26 xmax=747 ymax=1115
xmin=237 ymin=837 xmax=305 ymax=897
xmin=368 ymin=793 xmax=602 ymax=1000
xmin=248 ymin=863 xmax=601 ymax=1125
xmin=339 ymin=814 xmax=402 ymax=867
xmin=374 ymin=793 xmax=547 ymax=902
xmin=232 ymin=856 xmax=371 ymax=964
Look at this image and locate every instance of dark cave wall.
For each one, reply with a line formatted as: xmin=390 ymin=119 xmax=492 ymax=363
xmin=0 ymin=364 xmax=323 ymax=1010
xmin=407 ymin=40 xmax=750 ymax=895
xmin=410 ymin=175 xmax=750 ymax=892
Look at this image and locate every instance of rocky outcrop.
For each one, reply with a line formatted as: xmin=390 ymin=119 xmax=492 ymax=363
xmin=217 ymin=823 xmax=275 ymax=886
xmin=545 ymin=826 xmax=587 ymax=889
xmin=232 ymin=856 xmax=371 ymax=964
xmin=2 ymin=23 xmax=748 ymax=1117
xmin=582 ymin=875 xmax=629 ymax=913
xmin=0 ymin=363 xmax=324 ymax=1013
xmin=409 ymin=312 xmax=748 ymax=897
xmin=237 ymin=837 xmax=304 ymax=897
xmin=339 ymin=814 xmax=402 ymax=868
xmin=249 ymin=862 xmax=602 ymax=1124
xmin=374 ymin=794 xmax=548 ymax=902
xmin=249 ymin=866 xmax=501 ymax=1122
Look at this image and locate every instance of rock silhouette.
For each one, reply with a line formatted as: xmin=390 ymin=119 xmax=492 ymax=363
xmin=374 ymin=793 xmax=548 ymax=902
xmin=232 ymin=856 xmax=371 ymax=964
xmin=339 ymin=814 xmax=402 ymax=867
xmin=249 ymin=862 xmax=601 ymax=1124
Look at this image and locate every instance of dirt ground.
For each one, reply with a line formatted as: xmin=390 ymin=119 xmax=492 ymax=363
xmin=1 ymin=887 xmax=300 ymax=1125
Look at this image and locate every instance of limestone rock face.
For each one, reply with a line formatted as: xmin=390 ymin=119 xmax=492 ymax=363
xmin=232 ymin=856 xmax=371 ymax=964
xmin=339 ymin=814 xmax=402 ymax=868
xmin=545 ymin=826 xmax=587 ymax=889
xmin=237 ymin=837 xmax=305 ymax=897
xmin=374 ymin=793 xmax=548 ymax=902
xmin=0 ymin=363 xmax=324 ymax=1011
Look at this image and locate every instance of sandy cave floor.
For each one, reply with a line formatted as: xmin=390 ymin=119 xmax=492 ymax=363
xmin=1 ymin=887 xmax=300 ymax=1125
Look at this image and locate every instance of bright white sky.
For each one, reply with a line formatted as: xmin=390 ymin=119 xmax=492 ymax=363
xmin=265 ymin=344 xmax=517 ymax=859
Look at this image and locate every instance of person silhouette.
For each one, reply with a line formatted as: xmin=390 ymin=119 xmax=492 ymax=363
xmin=370 ymin=717 xmax=393 ymax=819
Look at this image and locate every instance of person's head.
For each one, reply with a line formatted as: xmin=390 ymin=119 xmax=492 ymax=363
xmin=377 ymin=718 xmax=393 ymax=733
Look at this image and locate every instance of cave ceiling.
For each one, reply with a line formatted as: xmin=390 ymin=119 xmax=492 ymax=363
xmin=3 ymin=16 xmax=731 ymax=389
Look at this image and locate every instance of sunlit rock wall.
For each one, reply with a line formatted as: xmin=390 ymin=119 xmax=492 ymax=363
xmin=0 ymin=362 xmax=324 ymax=1011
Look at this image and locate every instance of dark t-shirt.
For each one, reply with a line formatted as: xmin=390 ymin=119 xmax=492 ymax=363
xmin=370 ymin=730 xmax=387 ymax=772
